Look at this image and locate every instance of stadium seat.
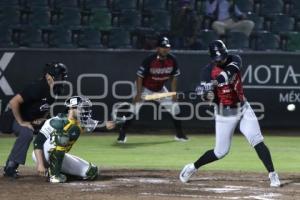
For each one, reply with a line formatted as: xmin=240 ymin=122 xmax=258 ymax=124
xmin=0 ymin=27 xmax=16 ymax=48
xmin=0 ymin=0 xmax=19 ymax=6
xmin=198 ymin=29 xmax=218 ymax=50
xmin=106 ymin=28 xmax=131 ymax=48
xmin=25 ymin=0 xmax=49 ymax=7
xmin=77 ymin=28 xmax=102 ymax=48
xmin=226 ymin=31 xmax=249 ymax=49
xmin=18 ymin=27 xmax=46 ymax=47
xmin=83 ymin=0 xmax=108 ymax=9
xmin=286 ymin=31 xmax=300 ymax=51
xmin=0 ymin=6 xmax=21 ymax=26
xmin=52 ymin=0 xmax=78 ymax=8
xmin=255 ymin=31 xmax=280 ymax=50
xmin=270 ymin=14 xmax=295 ymax=34
xmin=195 ymin=0 xmax=206 ymax=15
xmin=235 ymin=0 xmax=253 ymax=13
xmin=247 ymin=13 xmax=264 ymax=31
xmin=290 ymin=0 xmax=300 ymax=18
xmin=142 ymin=0 xmax=167 ymax=11
xmin=47 ymin=26 xmax=74 ymax=48
xmin=144 ymin=10 xmax=171 ymax=32
xmin=89 ymin=8 xmax=112 ymax=31
xmin=260 ymin=0 xmax=284 ymax=16
xmin=29 ymin=7 xmax=51 ymax=27
xmin=132 ymin=27 xmax=158 ymax=49
xmin=111 ymin=0 xmax=137 ymax=11
xmin=118 ymin=9 xmax=141 ymax=31
xmin=57 ymin=8 xmax=81 ymax=27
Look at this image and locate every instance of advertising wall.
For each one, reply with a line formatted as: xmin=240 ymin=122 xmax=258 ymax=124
xmin=0 ymin=49 xmax=299 ymax=130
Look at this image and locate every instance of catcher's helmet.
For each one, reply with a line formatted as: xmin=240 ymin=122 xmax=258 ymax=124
xmin=209 ymin=40 xmax=228 ymax=62
xmin=65 ymin=96 xmax=98 ymax=132
xmin=44 ymin=62 xmax=68 ymax=81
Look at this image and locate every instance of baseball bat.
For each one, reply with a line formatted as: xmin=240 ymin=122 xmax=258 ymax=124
xmin=143 ymin=92 xmax=177 ymax=100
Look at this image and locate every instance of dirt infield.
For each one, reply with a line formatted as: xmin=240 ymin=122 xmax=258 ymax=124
xmin=0 ymin=167 xmax=299 ymax=200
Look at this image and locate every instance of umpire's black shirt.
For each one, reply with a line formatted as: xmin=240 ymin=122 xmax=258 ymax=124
xmin=19 ymin=78 xmax=55 ymax=121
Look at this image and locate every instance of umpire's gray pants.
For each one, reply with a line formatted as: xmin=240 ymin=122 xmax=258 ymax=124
xmin=8 ymin=120 xmax=33 ymax=164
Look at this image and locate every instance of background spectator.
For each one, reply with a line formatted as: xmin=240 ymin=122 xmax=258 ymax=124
xmin=171 ymin=0 xmax=202 ymax=49
xmin=205 ymin=0 xmax=255 ymax=37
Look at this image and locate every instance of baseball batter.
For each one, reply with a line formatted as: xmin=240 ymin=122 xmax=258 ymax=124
xmin=32 ymin=96 xmax=114 ymax=183
xmin=179 ymin=40 xmax=281 ymax=187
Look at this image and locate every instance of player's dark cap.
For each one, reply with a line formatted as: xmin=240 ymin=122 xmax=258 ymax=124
xmin=157 ymin=36 xmax=171 ymax=48
xmin=44 ymin=62 xmax=68 ymax=81
xmin=209 ymin=40 xmax=228 ymax=62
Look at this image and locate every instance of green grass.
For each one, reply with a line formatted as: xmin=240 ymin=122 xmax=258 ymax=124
xmin=0 ymin=133 xmax=299 ymax=172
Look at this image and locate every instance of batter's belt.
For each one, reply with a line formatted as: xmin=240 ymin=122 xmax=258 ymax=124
xmin=215 ymin=101 xmax=247 ymax=116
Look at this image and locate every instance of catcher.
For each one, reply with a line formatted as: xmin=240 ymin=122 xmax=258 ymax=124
xmin=32 ymin=96 xmax=115 ymax=183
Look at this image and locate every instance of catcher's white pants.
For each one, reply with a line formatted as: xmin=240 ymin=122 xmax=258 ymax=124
xmin=32 ymin=138 xmax=91 ymax=178
xmin=134 ymin=86 xmax=180 ymax=116
xmin=213 ymin=102 xmax=264 ymax=159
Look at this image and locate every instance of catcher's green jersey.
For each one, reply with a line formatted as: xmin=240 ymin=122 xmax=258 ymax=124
xmin=39 ymin=114 xmax=83 ymax=152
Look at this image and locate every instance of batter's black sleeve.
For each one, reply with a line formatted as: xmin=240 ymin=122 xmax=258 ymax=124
xmin=216 ymin=55 xmax=242 ymax=84
xmin=33 ymin=133 xmax=47 ymax=150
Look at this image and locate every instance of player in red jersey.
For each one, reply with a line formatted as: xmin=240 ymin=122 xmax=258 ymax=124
xmin=116 ymin=36 xmax=188 ymax=143
xmin=179 ymin=40 xmax=281 ymax=187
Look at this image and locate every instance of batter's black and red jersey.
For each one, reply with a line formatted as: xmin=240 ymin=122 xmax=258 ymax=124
xmin=201 ymin=54 xmax=245 ymax=106
xmin=136 ymin=53 xmax=180 ymax=92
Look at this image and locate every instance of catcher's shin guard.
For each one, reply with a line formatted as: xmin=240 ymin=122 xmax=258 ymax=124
xmin=49 ymin=149 xmax=65 ymax=177
xmin=85 ymin=163 xmax=98 ymax=180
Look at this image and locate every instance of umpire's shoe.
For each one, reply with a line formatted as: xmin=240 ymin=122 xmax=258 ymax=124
xmin=3 ymin=167 xmax=19 ymax=179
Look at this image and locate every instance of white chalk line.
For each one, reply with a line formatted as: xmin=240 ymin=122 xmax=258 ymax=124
xmin=64 ymin=177 xmax=285 ymax=199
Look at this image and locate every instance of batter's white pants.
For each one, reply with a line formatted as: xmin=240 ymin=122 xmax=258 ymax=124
xmin=32 ymin=138 xmax=91 ymax=178
xmin=134 ymin=86 xmax=180 ymax=117
xmin=214 ymin=102 xmax=264 ymax=159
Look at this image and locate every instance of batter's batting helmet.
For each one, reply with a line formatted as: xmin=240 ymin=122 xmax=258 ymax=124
xmin=209 ymin=40 xmax=228 ymax=62
xmin=44 ymin=62 xmax=68 ymax=81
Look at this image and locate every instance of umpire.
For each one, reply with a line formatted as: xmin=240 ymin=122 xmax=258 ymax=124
xmin=0 ymin=62 xmax=67 ymax=178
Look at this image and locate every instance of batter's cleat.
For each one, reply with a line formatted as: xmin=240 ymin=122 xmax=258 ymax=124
xmin=174 ymin=135 xmax=189 ymax=142
xmin=49 ymin=174 xmax=67 ymax=183
xmin=269 ymin=172 xmax=281 ymax=187
xmin=179 ymin=163 xmax=197 ymax=183
xmin=117 ymin=135 xmax=127 ymax=144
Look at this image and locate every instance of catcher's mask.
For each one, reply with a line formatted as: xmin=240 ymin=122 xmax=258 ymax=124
xmin=64 ymin=96 xmax=98 ymax=132
xmin=111 ymin=102 xmax=135 ymax=124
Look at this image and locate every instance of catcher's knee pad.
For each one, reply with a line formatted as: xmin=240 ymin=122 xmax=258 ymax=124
xmin=85 ymin=163 xmax=98 ymax=180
